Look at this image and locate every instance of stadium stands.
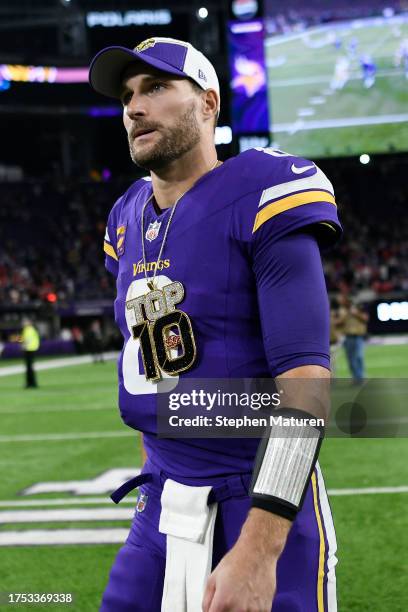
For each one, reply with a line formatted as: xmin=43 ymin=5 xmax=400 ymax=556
xmin=0 ymin=180 xmax=123 ymax=305
xmin=323 ymin=157 xmax=408 ymax=299
xmin=0 ymin=156 xmax=406 ymax=308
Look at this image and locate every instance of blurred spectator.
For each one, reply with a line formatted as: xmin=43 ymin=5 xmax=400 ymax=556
xmin=72 ymin=326 xmax=84 ymax=355
xmin=337 ymin=296 xmax=369 ymax=384
xmin=21 ymin=317 xmax=40 ymax=388
xmin=60 ymin=328 xmax=73 ymax=341
xmin=85 ymin=319 xmax=105 ymax=363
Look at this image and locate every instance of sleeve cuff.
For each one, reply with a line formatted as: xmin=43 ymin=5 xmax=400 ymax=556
xmin=251 ymin=496 xmax=297 ymax=521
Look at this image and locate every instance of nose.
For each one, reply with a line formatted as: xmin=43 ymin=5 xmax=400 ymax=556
xmin=125 ymin=93 xmax=147 ymax=119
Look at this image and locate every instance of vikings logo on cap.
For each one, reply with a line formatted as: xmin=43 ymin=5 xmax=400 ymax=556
xmin=145 ymin=220 xmax=161 ymax=242
xmin=116 ymin=224 xmax=127 ymax=257
xmin=198 ymin=69 xmax=207 ymax=83
xmin=135 ymin=38 xmax=156 ymax=53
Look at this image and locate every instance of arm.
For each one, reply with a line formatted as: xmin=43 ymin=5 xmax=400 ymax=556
xmin=335 ymin=307 xmax=347 ymax=326
xmin=350 ymin=306 xmax=369 ymax=323
xmin=236 ymin=362 xmax=330 ymax=578
xmin=204 ymin=363 xmax=329 ymax=612
xmin=203 ymin=233 xmax=331 ymax=612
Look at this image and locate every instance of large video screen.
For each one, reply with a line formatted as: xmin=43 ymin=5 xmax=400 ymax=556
xmin=264 ymin=0 xmax=408 ymax=157
xmin=227 ymin=20 xmax=269 ymax=134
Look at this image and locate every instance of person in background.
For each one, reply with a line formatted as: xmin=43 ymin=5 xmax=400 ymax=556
xmin=85 ymin=319 xmax=105 ymax=363
xmin=71 ymin=325 xmax=84 ymax=355
xmin=338 ymin=295 xmax=369 ymax=384
xmin=360 ymin=53 xmax=377 ymax=89
xmin=21 ymin=317 xmax=40 ymax=389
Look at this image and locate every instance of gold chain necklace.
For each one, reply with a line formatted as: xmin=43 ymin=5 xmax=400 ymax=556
xmin=140 ymin=159 xmax=219 ymax=290
xmin=125 ymin=159 xmax=219 ymax=381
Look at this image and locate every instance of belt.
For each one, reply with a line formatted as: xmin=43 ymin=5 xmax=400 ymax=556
xmin=111 ymin=470 xmax=252 ymax=611
xmin=111 ymin=471 xmax=252 ymax=505
xmin=110 ymin=473 xmax=152 ymax=504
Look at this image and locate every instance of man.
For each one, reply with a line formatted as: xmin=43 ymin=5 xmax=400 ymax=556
xmin=338 ymin=295 xmax=368 ymax=384
xmin=360 ymin=53 xmax=377 ymax=89
xmin=89 ymin=37 xmax=342 ymax=611
xmin=21 ymin=317 xmax=40 ymax=388
xmin=85 ymin=319 xmax=105 ymax=364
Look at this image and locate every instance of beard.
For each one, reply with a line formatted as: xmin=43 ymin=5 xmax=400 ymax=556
xmin=128 ymin=103 xmax=201 ymax=171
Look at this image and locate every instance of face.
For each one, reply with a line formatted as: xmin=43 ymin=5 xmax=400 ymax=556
xmin=338 ymin=295 xmax=350 ymax=307
xmin=120 ymin=65 xmax=202 ymax=170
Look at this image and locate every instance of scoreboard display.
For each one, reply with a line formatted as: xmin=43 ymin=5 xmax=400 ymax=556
xmin=228 ymin=0 xmax=408 ymax=157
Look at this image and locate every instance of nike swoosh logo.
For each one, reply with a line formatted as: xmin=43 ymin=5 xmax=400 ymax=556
xmin=291 ymin=163 xmax=315 ymax=174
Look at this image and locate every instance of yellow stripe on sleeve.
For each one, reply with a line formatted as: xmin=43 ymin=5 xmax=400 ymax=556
xmin=311 ymin=471 xmax=326 ymax=612
xmin=252 ymin=190 xmax=336 ymax=233
xmin=104 ymin=241 xmax=118 ymax=261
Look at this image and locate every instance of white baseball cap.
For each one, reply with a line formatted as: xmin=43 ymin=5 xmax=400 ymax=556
xmin=89 ymin=37 xmax=220 ymax=110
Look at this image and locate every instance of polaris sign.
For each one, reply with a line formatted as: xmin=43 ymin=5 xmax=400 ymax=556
xmin=86 ymin=10 xmax=172 ymax=28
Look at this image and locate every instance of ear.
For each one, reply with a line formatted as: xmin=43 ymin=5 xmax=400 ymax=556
xmin=201 ymin=89 xmax=219 ymax=124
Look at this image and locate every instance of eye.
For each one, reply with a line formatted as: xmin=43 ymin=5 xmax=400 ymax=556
xmin=150 ymin=82 xmax=166 ymax=93
xmin=121 ymin=91 xmax=132 ymax=106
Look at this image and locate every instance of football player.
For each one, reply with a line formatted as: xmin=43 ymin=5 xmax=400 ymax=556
xmin=360 ymin=53 xmax=377 ymax=89
xmin=89 ymin=37 xmax=341 ymax=611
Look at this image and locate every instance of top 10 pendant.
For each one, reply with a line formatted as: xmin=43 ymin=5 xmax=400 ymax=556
xmin=125 ymin=280 xmax=197 ymax=381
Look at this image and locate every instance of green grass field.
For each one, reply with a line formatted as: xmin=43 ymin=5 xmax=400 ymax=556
xmin=0 ymin=345 xmax=407 ymax=610
xmin=266 ymin=15 xmax=408 ymax=157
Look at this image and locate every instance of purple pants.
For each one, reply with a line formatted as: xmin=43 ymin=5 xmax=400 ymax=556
xmin=101 ymin=462 xmax=337 ymax=611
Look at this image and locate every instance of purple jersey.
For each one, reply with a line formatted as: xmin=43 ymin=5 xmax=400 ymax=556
xmin=104 ymin=148 xmax=341 ymax=477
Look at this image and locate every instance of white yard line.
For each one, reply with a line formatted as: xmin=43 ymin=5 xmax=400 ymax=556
xmin=368 ymin=335 xmax=408 ymax=346
xmin=269 ymin=69 xmax=405 ymax=87
xmin=273 ymin=113 xmax=408 ymax=133
xmin=265 ymin=14 xmax=408 ymax=47
xmin=0 ymin=486 xmax=406 ymax=510
xmin=0 ymin=528 xmax=129 ymax=546
xmin=0 ymin=485 xmax=405 ymax=545
xmin=328 ymin=485 xmax=408 ymax=496
xmin=0 ymin=352 xmax=118 ymax=377
xmin=0 ymin=405 xmax=116 ymax=415
xmin=0 ymin=508 xmax=133 ymax=523
xmin=0 ymin=497 xmax=138 ymax=507
xmin=0 ymin=486 xmax=407 ymax=546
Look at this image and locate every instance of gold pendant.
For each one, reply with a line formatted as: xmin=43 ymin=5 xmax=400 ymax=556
xmin=126 ymin=281 xmax=197 ymax=381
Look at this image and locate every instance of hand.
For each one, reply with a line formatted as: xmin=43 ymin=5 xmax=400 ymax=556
xmin=202 ymin=509 xmax=290 ymax=612
xmin=202 ymin=539 xmax=277 ymax=612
